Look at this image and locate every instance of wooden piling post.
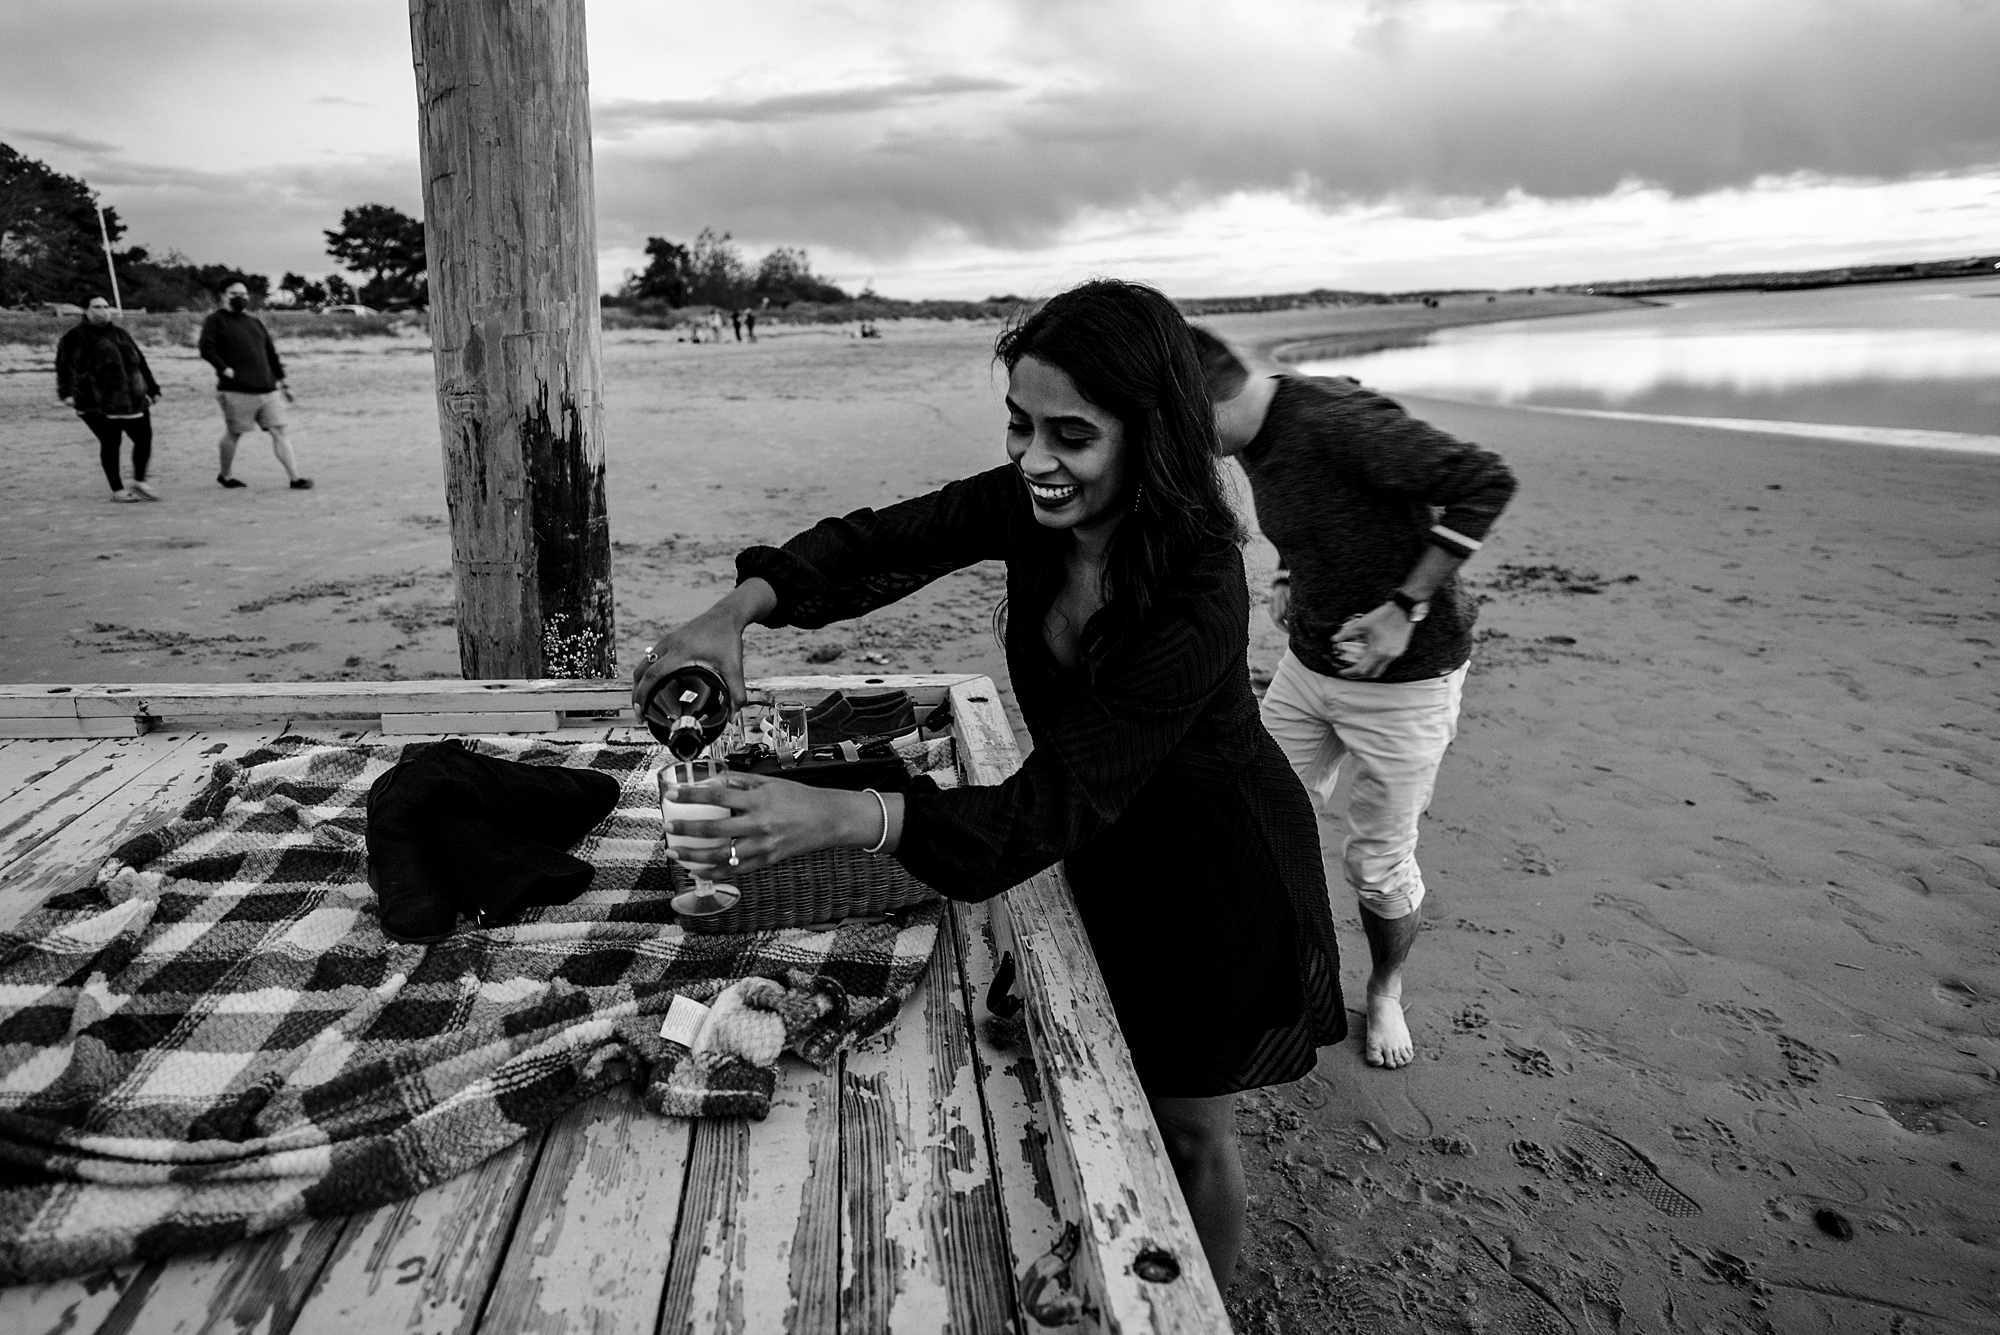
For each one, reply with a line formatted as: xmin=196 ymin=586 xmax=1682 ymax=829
xmin=409 ymin=0 xmax=615 ymax=679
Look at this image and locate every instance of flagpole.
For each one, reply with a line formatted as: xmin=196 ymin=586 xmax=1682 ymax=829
xmin=96 ymin=206 xmax=122 ymax=312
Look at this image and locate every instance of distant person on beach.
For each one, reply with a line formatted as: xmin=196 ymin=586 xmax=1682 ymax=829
xmin=636 ymin=280 xmax=1347 ymax=1289
xmin=745 ymin=309 xmax=756 ymax=342
xmin=1193 ymin=326 xmax=1516 ymax=1071
xmin=198 ymin=283 xmax=311 ymax=490
xmin=55 ymin=296 xmax=161 ymax=502
xmin=708 ymin=309 xmax=724 ymax=343
xmin=730 ymin=308 xmax=742 ymax=341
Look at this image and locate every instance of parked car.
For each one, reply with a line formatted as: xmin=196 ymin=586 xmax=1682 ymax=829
xmin=321 ymin=303 xmax=379 ymax=316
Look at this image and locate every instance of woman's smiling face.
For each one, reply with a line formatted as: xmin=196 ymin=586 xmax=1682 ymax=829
xmin=1005 ymin=355 xmax=1129 ymax=534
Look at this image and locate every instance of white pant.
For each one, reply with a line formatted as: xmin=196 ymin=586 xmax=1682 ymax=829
xmin=1259 ymin=650 xmax=1467 ymax=921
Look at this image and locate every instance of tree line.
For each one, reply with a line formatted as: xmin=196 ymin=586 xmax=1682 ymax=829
xmin=0 ymin=142 xmax=427 ymax=312
xmin=611 ymin=228 xmax=850 ymax=309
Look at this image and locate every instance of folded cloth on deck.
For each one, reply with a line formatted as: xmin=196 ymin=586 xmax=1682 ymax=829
xmin=0 ymin=734 xmax=942 ymax=1284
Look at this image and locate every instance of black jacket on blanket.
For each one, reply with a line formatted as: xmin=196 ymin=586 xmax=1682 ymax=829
xmin=364 ymin=740 xmax=622 ymax=942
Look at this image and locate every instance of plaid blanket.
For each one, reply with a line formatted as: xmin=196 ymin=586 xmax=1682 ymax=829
xmin=0 ymin=734 xmax=943 ymax=1284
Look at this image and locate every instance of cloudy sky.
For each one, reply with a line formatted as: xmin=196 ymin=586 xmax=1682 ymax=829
xmin=5 ymin=0 xmax=1998 ymax=299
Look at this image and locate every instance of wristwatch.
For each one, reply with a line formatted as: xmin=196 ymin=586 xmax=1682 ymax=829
xmin=1389 ymin=590 xmax=1431 ymax=623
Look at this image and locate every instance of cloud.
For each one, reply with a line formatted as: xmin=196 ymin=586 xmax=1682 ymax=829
xmin=592 ymin=0 xmax=2000 ymax=260
xmin=6 ymin=127 xmax=121 ymax=155
xmin=595 ymin=74 xmax=1015 ymax=135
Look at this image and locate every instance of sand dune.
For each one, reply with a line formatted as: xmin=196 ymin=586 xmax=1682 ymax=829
xmin=3 ymin=296 xmax=1995 ymax=1331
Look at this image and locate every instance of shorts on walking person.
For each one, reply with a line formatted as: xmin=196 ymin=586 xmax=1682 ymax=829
xmin=216 ymin=389 xmax=289 ymax=435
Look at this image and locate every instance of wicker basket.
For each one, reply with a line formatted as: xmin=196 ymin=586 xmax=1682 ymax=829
xmin=671 ymin=849 xmax=939 ymax=934
xmin=664 ymin=726 xmax=952 ymax=933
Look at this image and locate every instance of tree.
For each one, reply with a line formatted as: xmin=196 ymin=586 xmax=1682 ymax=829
xmin=686 ymin=227 xmax=747 ymax=307
xmin=110 ymin=247 xmax=266 ymax=311
xmin=753 ymin=245 xmax=847 ymax=305
xmin=624 ymin=235 xmax=692 ymax=305
xmin=280 ymin=271 xmax=328 ymax=307
xmin=324 ymin=203 xmax=427 ymax=308
xmin=0 ymin=142 xmax=123 ymax=306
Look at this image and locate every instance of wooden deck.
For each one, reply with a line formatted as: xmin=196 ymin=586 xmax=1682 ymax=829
xmin=0 ymin=675 xmax=1229 ymax=1335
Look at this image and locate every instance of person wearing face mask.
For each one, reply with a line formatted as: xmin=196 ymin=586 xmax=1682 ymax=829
xmin=197 ymin=282 xmax=312 ymax=490
xmin=56 ymin=295 xmax=162 ymax=502
xmin=634 ymin=280 xmax=1346 ymax=1290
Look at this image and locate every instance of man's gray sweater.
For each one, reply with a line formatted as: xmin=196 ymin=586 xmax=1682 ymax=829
xmin=1237 ymin=374 xmax=1517 ymax=683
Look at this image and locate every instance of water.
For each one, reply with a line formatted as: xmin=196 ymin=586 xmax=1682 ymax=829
xmin=1295 ymin=275 xmax=2000 ymax=451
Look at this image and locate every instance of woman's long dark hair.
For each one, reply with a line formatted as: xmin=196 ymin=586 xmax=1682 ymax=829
xmin=995 ymin=279 xmax=1244 ymax=672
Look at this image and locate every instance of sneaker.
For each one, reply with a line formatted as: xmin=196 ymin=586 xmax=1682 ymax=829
xmin=110 ymin=489 xmax=140 ymax=503
xmin=217 ymin=474 xmax=246 ymax=489
xmin=289 ymin=477 xmax=315 ymax=490
xmin=129 ymin=480 xmax=159 ymax=500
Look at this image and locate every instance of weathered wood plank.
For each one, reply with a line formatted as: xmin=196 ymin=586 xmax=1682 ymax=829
xmin=949 ymin=677 xmax=1232 ymax=1335
xmin=0 ymin=737 xmax=105 ymax=794
xmin=948 ymin=894 xmax=1082 ymax=1335
xmin=0 ymin=733 xmax=233 ymax=935
xmin=655 ymin=1056 xmax=839 ymax=1335
xmin=0 ymin=717 xmax=149 ymax=740
xmin=0 ymin=685 xmax=104 ymax=720
xmin=0 ymin=732 xmax=215 ymax=882
xmin=53 ymin=682 xmax=631 ymax=721
xmin=289 ymin=1133 xmax=544 ymax=1335
xmin=378 ymin=712 xmax=563 ymax=736
xmin=840 ymin=912 xmax=1015 ymax=1334
xmin=476 ymin=1085 xmax=692 ymax=1334
xmin=0 ymin=1264 xmax=145 ymax=1335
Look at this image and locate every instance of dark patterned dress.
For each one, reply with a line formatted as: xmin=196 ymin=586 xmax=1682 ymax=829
xmin=738 ymin=464 xmax=1346 ymax=1096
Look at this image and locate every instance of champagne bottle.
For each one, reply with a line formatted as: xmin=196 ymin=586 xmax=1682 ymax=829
xmin=640 ymin=663 xmax=733 ymax=760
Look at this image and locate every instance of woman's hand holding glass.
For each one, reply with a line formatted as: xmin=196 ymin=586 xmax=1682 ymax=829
xmin=658 ymin=769 xmax=902 ymax=876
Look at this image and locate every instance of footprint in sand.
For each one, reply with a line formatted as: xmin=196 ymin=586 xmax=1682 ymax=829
xmin=1559 ymin=1124 xmax=1702 ymax=1217
xmin=1592 ymin=934 xmax=1690 ymax=997
xmin=1457 ymin=1236 xmax=1571 ymax=1335
xmin=1705 ymin=834 xmax=1781 ymax=884
xmin=1775 ymin=1034 xmax=1837 ymax=1083
xmin=1564 ymin=1024 xmax=1688 ymax=1094
xmin=1834 ymin=849 xmax=1930 ymax=895
xmin=1700 ymin=1001 xmax=1783 ymax=1033
xmin=1504 ymin=1043 xmax=1560 ymax=1078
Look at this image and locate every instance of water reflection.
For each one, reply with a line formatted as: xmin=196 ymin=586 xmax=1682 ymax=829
xmin=1294 ymin=279 xmax=2000 ymax=442
xmin=1303 ymin=328 xmax=2000 ymax=400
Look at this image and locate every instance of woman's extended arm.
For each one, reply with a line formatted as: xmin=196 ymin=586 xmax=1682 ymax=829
xmin=676 ymin=545 xmax=1253 ymax=895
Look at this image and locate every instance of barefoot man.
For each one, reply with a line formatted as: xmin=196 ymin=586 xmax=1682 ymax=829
xmin=1193 ymin=328 xmax=1516 ymax=1068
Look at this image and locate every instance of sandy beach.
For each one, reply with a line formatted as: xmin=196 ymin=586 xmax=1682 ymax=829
xmin=3 ymin=294 xmax=1996 ymax=1332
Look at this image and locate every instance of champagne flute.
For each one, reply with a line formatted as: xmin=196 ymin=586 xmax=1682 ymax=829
xmin=658 ymin=758 xmax=741 ymax=917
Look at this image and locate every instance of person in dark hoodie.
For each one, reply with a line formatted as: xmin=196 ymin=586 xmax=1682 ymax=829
xmin=197 ymin=281 xmax=311 ymax=490
xmin=56 ymin=296 xmax=162 ymax=502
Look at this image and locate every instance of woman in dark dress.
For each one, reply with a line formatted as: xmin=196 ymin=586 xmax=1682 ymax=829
xmin=634 ymin=279 xmax=1344 ymax=1286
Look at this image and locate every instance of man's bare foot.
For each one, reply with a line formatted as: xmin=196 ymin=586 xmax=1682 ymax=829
xmin=1365 ymin=990 xmax=1414 ymax=1068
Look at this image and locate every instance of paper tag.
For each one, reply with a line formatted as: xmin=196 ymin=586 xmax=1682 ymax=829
xmin=659 ymin=994 xmax=711 ymax=1047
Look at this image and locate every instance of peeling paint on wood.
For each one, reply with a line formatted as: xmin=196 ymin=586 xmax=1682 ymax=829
xmin=950 ymin=678 xmax=1233 ymax=1334
xmin=289 ymin=1132 xmax=543 ymax=1335
xmin=479 ymin=1086 xmax=692 ymax=1334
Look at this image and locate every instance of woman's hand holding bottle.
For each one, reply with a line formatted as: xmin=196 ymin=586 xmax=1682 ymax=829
xmin=631 ymin=577 xmax=779 ymax=717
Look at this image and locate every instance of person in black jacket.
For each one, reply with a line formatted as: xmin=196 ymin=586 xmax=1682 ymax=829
xmin=55 ymin=297 xmax=162 ymax=502
xmin=633 ymin=280 xmax=1345 ymax=1289
xmin=197 ymin=282 xmax=311 ymax=490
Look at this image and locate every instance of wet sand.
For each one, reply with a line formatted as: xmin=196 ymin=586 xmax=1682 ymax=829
xmin=4 ymin=296 xmax=1997 ymax=1331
